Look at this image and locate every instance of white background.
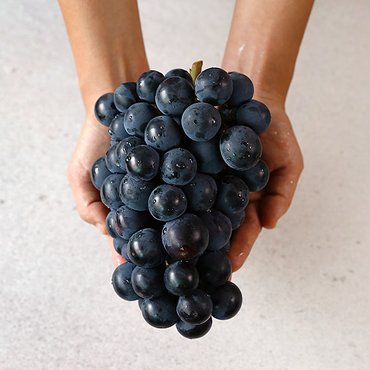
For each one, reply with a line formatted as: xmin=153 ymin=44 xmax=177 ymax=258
xmin=0 ymin=0 xmax=369 ymax=369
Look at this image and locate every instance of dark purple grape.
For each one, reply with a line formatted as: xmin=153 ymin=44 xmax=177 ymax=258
xmin=237 ymin=159 xmax=270 ymax=192
xmin=224 ymin=210 xmax=245 ymax=230
xmin=105 ymin=210 xmax=122 ymax=238
xmin=114 ymin=82 xmax=139 ymax=112
xmin=182 ymin=174 xmax=217 ymax=213
xmin=140 ymin=294 xmax=179 ymax=328
xmin=236 ymin=100 xmax=271 ymax=134
xmin=220 ymin=125 xmax=262 ymax=170
xmin=148 ymin=184 xmax=187 ymax=222
xmin=113 ymin=237 xmax=127 ymax=255
xmin=115 ymin=136 xmax=144 ymax=170
xmin=165 ymin=68 xmax=193 ymax=84
xmin=164 ymin=261 xmax=199 ymax=296
xmin=155 ymin=77 xmax=195 ymax=116
xmin=137 ymin=70 xmax=165 ymax=103
xmin=123 ymin=102 xmax=158 ymax=138
xmin=160 ymin=148 xmax=197 ymax=186
xmin=119 ymin=174 xmax=157 ymax=211
xmin=189 ymin=137 xmax=224 ymax=174
xmin=162 ymin=213 xmax=209 ymax=260
xmin=109 ymin=113 xmax=130 ymax=141
xmin=90 ymin=157 xmax=111 ymax=190
xmin=105 ymin=143 xmax=126 ymax=174
xmin=197 ymin=251 xmax=232 ymax=287
xmin=127 ymin=228 xmax=165 ymax=268
xmin=112 ymin=262 xmax=139 ymax=301
xmin=115 ymin=205 xmax=150 ymax=239
xmin=100 ymin=174 xmax=125 ymax=210
xmin=176 ymin=289 xmax=213 ymax=325
xmin=227 ymin=72 xmax=254 ymax=108
xmin=131 ymin=265 xmax=167 ymax=299
xmin=202 ymin=209 xmax=232 ymax=251
xmin=214 ymin=175 xmax=249 ymax=214
xmin=176 ymin=317 xmax=212 ymax=339
xmin=144 ymin=115 xmax=182 ymax=151
xmin=125 ymin=145 xmax=160 ymax=181
xmin=210 ymin=282 xmax=242 ymax=320
xmin=181 ymin=102 xmax=221 ymax=142
xmin=195 ymin=67 xmax=233 ymax=105
xmin=94 ymin=92 xmax=119 ymax=126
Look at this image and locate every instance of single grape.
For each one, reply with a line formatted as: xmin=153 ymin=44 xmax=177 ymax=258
xmin=220 ymin=125 xmax=262 ymax=170
xmin=236 ymin=99 xmax=271 ymax=134
xmin=226 ymin=72 xmax=254 ymax=108
xmin=197 ymin=251 xmax=232 ymax=287
xmin=214 ymin=175 xmax=249 ymax=214
xmin=201 ymin=209 xmax=232 ymax=251
xmin=114 ymin=82 xmax=140 ymax=112
xmin=176 ymin=317 xmax=212 ymax=339
xmin=165 ymin=68 xmax=193 ymax=84
xmin=162 ymin=213 xmax=209 ymax=260
xmin=123 ymin=102 xmax=158 ymax=138
xmin=115 ymin=136 xmax=144 ymax=170
xmin=164 ymin=261 xmax=199 ymax=296
xmin=116 ymin=205 xmax=150 ymax=240
xmin=113 ymin=237 xmax=127 ymax=255
xmin=137 ymin=70 xmax=165 ymax=103
xmin=155 ymin=76 xmax=194 ymax=116
xmin=181 ymin=102 xmax=221 ymax=142
xmin=182 ymin=173 xmax=217 ymax=213
xmin=94 ymin=92 xmax=120 ymax=126
xmin=105 ymin=210 xmax=122 ymax=238
xmin=195 ymin=67 xmax=233 ymax=105
xmin=119 ymin=174 xmax=157 ymax=211
xmin=160 ymin=148 xmax=197 ymax=186
xmin=100 ymin=174 xmax=125 ymax=210
xmin=112 ymin=262 xmax=139 ymax=301
xmin=148 ymin=184 xmax=187 ymax=222
xmin=131 ymin=265 xmax=167 ymax=299
xmin=90 ymin=157 xmax=111 ymax=190
xmin=125 ymin=145 xmax=160 ymax=181
xmin=224 ymin=209 xmax=245 ymax=230
xmin=105 ymin=143 xmax=126 ymax=174
xmin=144 ymin=115 xmax=182 ymax=151
xmin=127 ymin=228 xmax=165 ymax=268
xmin=210 ymin=282 xmax=242 ymax=320
xmin=188 ymin=137 xmax=224 ymax=174
xmin=176 ymin=289 xmax=213 ymax=325
xmin=140 ymin=294 xmax=179 ymax=328
xmin=109 ymin=113 xmax=130 ymax=141
xmin=237 ymin=159 xmax=270 ymax=192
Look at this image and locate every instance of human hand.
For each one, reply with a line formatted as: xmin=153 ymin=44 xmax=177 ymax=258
xmin=67 ymin=116 xmax=125 ymax=267
xmin=228 ymin=97 xmax=304 ymax=271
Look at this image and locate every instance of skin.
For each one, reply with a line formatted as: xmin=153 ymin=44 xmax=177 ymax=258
xmin=59 ymin=0 xmax=312 ymax=270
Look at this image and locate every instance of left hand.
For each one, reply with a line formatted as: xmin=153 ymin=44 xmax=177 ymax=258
xmin=228 ymin=97 xmax=304 ymax=271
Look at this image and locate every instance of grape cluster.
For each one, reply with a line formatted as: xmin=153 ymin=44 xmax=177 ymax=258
xmin=90 ymin=63 xmax=271 ymax=339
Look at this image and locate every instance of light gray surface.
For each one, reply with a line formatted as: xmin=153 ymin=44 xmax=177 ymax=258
xmin=1 ymin=1 xmax=370 ymax=369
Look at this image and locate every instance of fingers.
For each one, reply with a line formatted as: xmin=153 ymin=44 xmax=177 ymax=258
xmin=106 ymin=236 xmax=125 ymax=268
xmin=67 ymin=159 xmax=109 ymax=233
xmin=259 ymin=163 xmax=303 ymax=229
xmin=228 ymin=201 xmax=262 ymax=272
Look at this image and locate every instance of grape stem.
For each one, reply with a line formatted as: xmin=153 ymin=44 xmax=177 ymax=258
xmin=190 ymin=60 xmax=203 ymax=83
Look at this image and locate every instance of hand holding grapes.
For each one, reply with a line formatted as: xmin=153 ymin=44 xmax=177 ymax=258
xmin=229 ymin=99 xmax=303 ymax=271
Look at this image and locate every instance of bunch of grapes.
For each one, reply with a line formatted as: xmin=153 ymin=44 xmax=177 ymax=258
xmin=90 ymin=62 xmax=271 ymax=339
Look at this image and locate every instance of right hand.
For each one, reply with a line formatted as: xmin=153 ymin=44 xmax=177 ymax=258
xmin=67 ymin=116 xmax=125 ymax=267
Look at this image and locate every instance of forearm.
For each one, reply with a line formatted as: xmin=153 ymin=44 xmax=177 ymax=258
xmin=58 ymin=0 xmax=148 ymax=114
xmin=223 ymin=0 xmax=314 ymax=105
